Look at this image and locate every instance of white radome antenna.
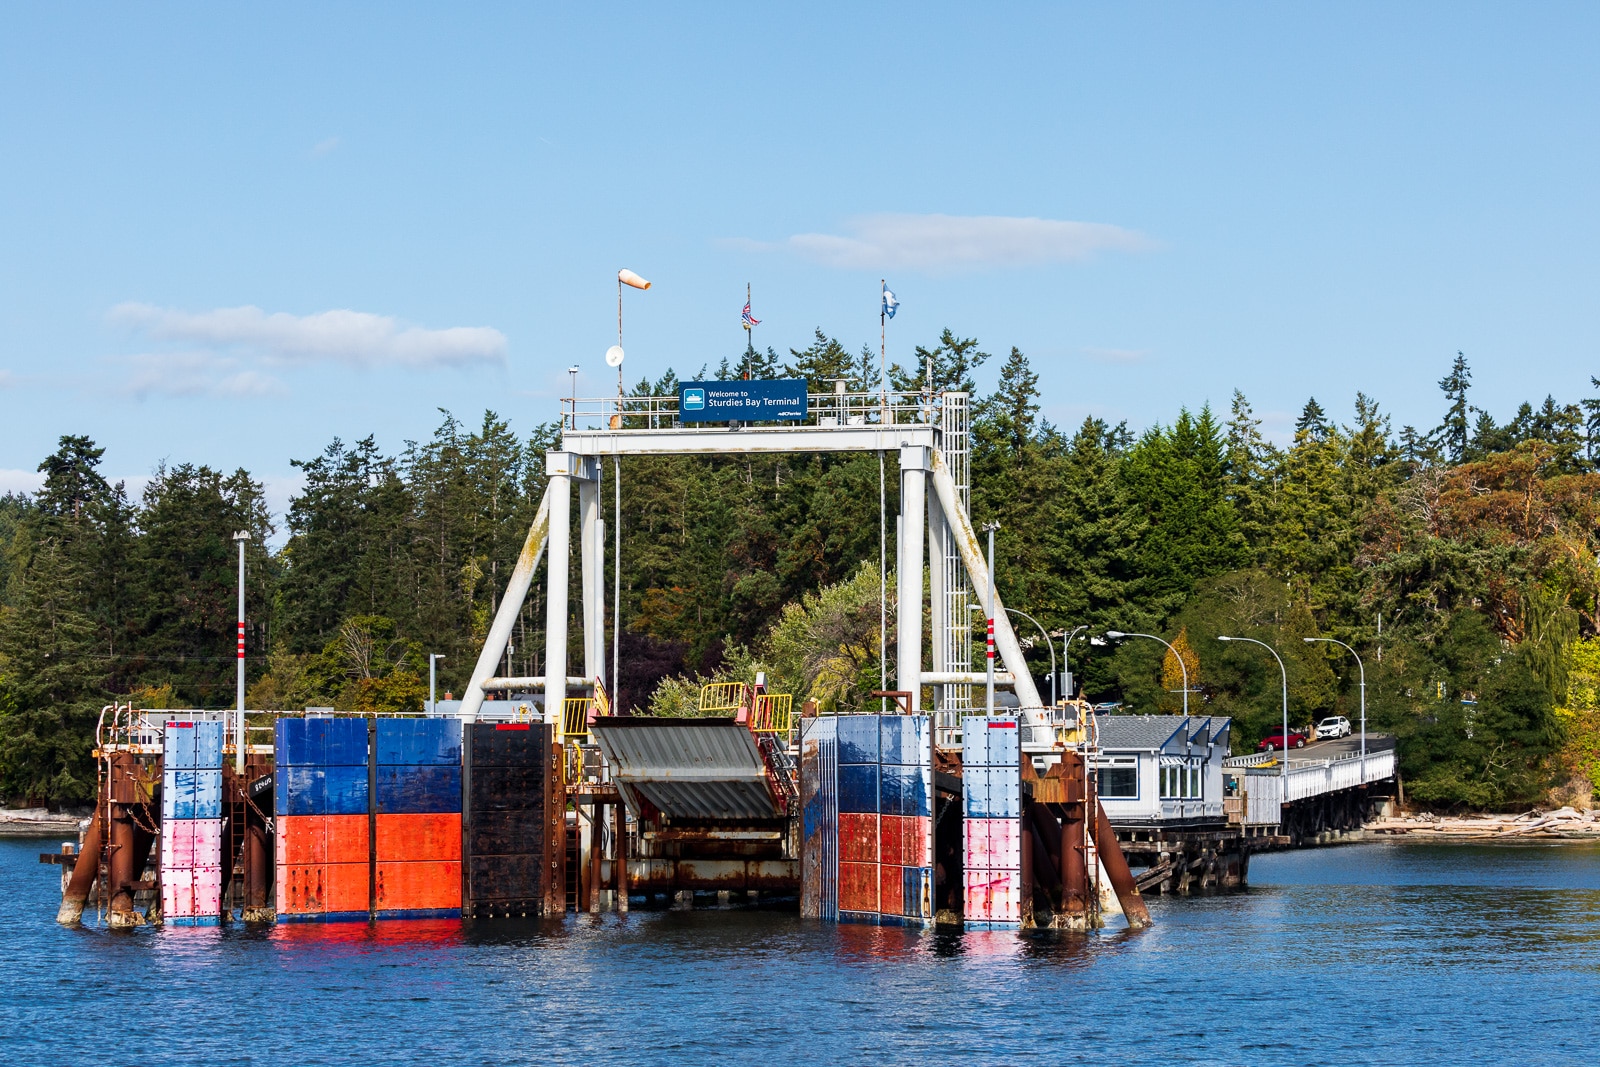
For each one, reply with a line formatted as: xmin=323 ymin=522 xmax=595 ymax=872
xmin=605 ymin=345 xmax=625 ymax=368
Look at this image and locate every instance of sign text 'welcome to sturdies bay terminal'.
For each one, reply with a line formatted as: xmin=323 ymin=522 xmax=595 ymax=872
xmin=677 ymin=379 xmax=807 ymax=423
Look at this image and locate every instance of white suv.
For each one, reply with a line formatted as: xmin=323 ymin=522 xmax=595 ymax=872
xmin=1315 ymin=715 xmax=1352 ymax=740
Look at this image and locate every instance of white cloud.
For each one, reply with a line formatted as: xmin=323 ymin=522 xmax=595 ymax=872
xmin=110 ymin=303 xmax=508 ymax=369
xmin=0 ymin=369 xmax=17 ymax=388
xmin=1081 ymin=346 xmax=1150 ymax=365
xmin=119 ymin=352 xmax=288 ymax=399
xmin=0 ymin=468 xmax=44 ymax=496
xmin=311 ymin=136 xmax=341 ymax=157
xmin=754 ymin=213 xmax=1154 ymax=272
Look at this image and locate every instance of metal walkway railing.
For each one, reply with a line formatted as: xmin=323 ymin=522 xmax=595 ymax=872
xmin=1225 ymin=749 xmax=1397 ymax=825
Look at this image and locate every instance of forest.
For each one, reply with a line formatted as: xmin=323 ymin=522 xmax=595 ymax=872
xmin=2 ymin=333 xmax=1597 ymax=812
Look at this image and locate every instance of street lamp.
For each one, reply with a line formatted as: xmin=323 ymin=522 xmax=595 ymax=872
xmin=1305 ymin=637 xmax=1366 ymax=770
xmin=1218 ymin=636 xmax=1289 ymax=781
xmin=428 ymin=654 xmax=445 ymax=716
xmin=1007 ymin=608 xmax=1056 ymax=707
xmin=1061 ymin=625 xmax=1087 ymax=701
xmin=976 ymin=606 xmax=1058 ymax=707
xmin=231 ymin=531 xmax=249 ymax=774
xmin=1106 ymin=631 xmax=1190 ymax=717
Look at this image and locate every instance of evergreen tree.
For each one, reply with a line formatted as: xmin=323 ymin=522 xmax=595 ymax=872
xmin=1223 ymin=390 xmax=1279 ymax=558
xmin=129 ymin=462 xmax=273 ymax=704
xmin=1295 ymin=398 xmax=1330 ymax=442
xmin=0 ymin=525 xmax=106 ymax=803
xmin=1434 ymin=352 xmax=1472 ymax=463
xmin=1529 ymin=395 xmax=1588 ymax=472
xmin=890 ymin=329 xmax=990 ymax=395
xmin=1467 ymin=409 xmax=1512 ymax=459
xmin=786 ymin=330 xmax=874 ymax=393
xmin=1582 ymin=377 xmax=1600 ymax=466
xmin=1120 ymin=407 xmax=1248 ymax=620
xmin=980 ymin=347 xmax=1041 ymax=458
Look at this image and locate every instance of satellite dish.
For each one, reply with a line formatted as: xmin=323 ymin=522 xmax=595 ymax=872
xmin=605 ymin=345 xmax=625 ymax=368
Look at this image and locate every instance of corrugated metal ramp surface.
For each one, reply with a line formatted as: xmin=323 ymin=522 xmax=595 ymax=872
xmin=590 ymin=718 xmax=779 ymax=821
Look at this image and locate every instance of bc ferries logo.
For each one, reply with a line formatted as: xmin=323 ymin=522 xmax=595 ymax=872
xmin=682 ymin=387 xmax=707 ymax=411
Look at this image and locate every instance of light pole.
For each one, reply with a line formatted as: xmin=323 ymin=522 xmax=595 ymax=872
xmin=1305 ymin=637 xmax=1365 ymax=769
xmin=428 ymin=654 xmax=445 ymax=716
xmin=610 ymin=269 xmax=649 ymax=704
xmin=1005 ymin=608 xmax=1056 ymax=707
xmin=232 ymin=530 xmax=249 ymax=774
xmin=1106 ymin=631 xmax=1189 ymax=717
xmin=982 ymin=522 xmax=1000 ymax=714
xmin=1062 ymin=625 xmax=1087 ymax=701
xmin=1219 ymin=635 xmax=1289 ymax=781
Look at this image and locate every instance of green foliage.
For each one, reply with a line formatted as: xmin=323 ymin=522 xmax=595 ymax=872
xmin=764 ymin=566 xmax=891 ymax=714
xmin=1120 ymin=407 xmax=1248 ymax=618
xmin=1435 ymin=351 xmax=1473 ymax=464
xmin=1 ymin=347 xmax=1597 ymax=812
xmin=1555 ymin=637 xmax=1600 ymax=798
xmin=1405 ymin=651 xmax=1564 ymax=808
xmin=0 ymin=523 xmax=105 ymax=803
xmin=647 ymin=644 xmax=771 ymax=718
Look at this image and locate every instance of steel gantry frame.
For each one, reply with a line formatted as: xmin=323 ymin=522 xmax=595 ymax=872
xmin=457 ymin=391 xmax=1043 ymax=726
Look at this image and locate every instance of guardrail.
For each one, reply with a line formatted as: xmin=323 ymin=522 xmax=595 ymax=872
xmin=1228 ymin=750 xmax=1396 ymax=825
xmin=749 ymin=693 xmax=793 ymax=736
xmin=561 ymin=390 xmax=944 ymax=433
xmin=561 ymin=698 xmax=593 ymax=741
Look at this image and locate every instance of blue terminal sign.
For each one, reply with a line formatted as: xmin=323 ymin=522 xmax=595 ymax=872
xmin=677 ymin=379 xmax=807 ymax=423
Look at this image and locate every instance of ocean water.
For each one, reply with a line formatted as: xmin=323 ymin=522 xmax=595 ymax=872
xmin=3 ymin=836 xmax=1597 ymax=1065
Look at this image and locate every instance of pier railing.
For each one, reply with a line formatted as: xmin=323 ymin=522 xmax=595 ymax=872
xmin=1227 ymin=749 xmax=1396 ymax=826
xmin=560 ymin=390 xmax=943 ymax=433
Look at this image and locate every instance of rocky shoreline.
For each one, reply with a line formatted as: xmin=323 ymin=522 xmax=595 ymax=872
xmin=0 ymin=808 xmax=87 ymax=838
xmin=1367 ymin=806 xmax=1599 ymax=840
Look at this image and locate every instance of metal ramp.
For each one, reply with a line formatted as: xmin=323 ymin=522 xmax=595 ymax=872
xmin=590 ymin=718 xmax=787 ymax=823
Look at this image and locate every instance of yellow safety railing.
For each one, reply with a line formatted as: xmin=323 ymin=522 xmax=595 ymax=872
xmin=561 ymin=697 xmax=593 ymax=742
xmin=750 ymin=693 xmax=793 ymax=735
xmin=698 ymin=682 xmax=745 ymax=714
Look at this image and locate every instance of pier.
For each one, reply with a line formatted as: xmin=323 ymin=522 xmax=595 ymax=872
xmin=44 ymin=386 xmax=1397 ymax=931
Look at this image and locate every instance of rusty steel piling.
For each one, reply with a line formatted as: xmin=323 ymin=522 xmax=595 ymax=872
xmin=56 ymin=813 xmax=105 ymax=926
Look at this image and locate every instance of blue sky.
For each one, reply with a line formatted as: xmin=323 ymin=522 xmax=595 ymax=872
xmin=2 ymin=3 xmax=1597 ymax=521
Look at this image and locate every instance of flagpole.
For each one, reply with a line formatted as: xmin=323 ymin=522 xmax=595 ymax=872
xmin=746 ymin=282 xmax=753 ymax=378
xmin=880 ymin=278 xmax=887 ymax=414
xmin=879 ymin=279 xmax=887 ymax=712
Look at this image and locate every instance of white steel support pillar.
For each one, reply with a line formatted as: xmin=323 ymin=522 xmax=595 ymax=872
xmin=544 ymin=452 xmax=574 ymax=731
xmin=927 ymin=493 xmax=947 ymax=713
xmin=896 ymin=445 xmax=928 ymax=712
xmin=577 ymin=457 xmax=605 ymax=687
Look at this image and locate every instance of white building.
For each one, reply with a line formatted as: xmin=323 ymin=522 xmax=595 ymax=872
xmin=1092 ymin=714 xmax=1232 ymax=826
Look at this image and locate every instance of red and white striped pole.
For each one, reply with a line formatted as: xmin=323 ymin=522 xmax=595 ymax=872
xmin=983 ymin=521 xmax=999 ymax=715
xmin=232 ymin=531 xmax=250 ymax=773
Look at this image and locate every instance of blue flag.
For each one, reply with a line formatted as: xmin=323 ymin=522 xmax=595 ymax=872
xmin=881 ymin=283 xmax=899 ymax=319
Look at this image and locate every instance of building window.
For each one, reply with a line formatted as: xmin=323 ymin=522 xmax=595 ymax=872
xmin=1161 ymin=762 xmax=1202 ymax=799
xmin=1098 ymin=766 xmax=1138 ymax=799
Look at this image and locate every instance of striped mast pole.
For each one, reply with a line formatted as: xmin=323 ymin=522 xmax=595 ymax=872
xmin=984 ymin=522 xmax=998 ymax=715
xmin=232 ymin=530 xmax=249 ymax=773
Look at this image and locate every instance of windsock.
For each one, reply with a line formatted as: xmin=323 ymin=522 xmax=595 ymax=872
xmin=618 ymin=269 xmax=651 ymax=290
